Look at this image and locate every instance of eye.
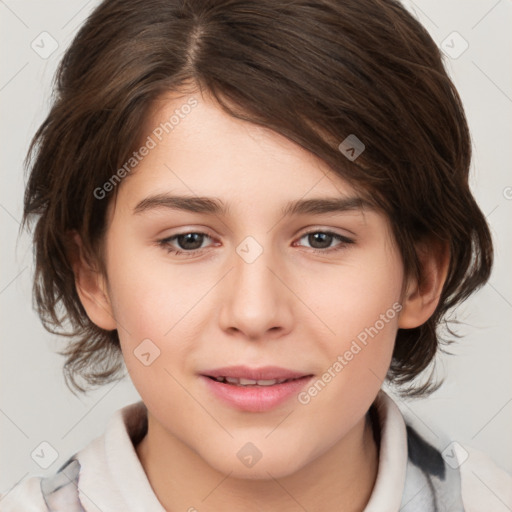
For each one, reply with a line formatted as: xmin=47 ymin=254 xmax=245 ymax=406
xmin=295 ymin=230 xmax=354 ymax=254
xmin=158 ymin=232 xmax=215 ymax=257
xmin=157 ymin=229 xmax=354 ymax=258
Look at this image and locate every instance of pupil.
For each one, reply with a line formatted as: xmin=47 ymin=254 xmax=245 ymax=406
xmin=178 ymin=233 xmax=203 ymax=250
xmin=309 ymin=232 xmax=332 ymax=249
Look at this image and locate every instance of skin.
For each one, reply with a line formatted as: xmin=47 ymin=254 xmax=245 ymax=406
xmin=73 ymin=89 xmax=448 ymax=511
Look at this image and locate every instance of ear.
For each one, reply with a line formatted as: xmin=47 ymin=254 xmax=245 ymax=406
xmin=398 ymin=238 xmax=450 ymax=329
xmin=68 ymin=231 xmax=117 ymax=331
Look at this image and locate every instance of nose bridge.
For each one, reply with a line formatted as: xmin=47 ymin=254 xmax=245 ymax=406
xmin=218 ymin=234 xmax=291 ymax=337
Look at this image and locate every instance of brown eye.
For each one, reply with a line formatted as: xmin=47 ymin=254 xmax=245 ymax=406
xmin=307 ymin=232 xmax=334 ymax=249
xmin=174 ymin=233 xmax=206 ymax=251
xmin=158 ymin=232 xmax=213 ymax=256
xmin=297 ymin=230 xmax=354 ymax=253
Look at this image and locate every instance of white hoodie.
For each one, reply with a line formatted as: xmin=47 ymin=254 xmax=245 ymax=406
xmin=1 ymin=390 xmax=511 ymax=511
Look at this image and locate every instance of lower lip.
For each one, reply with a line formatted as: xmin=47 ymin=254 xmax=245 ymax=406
xmin=200 ymin=375 xmax=313 ymax=412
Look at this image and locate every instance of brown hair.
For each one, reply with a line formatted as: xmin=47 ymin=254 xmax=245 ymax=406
xmin=21 ymin=0 xmax=493 ymax=397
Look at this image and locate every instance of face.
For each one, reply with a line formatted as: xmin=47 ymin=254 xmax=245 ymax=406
xmin=96 ymin=90 xmax=405 ymax=479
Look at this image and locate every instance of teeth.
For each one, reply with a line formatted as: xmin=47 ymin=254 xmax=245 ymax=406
xmin=256 ymin=379 xmax=279 ymax=386
xmin=212 ymin=376 xmax=294 ymax=386
xmin=238 ymin=378 xmax=258 ymax=385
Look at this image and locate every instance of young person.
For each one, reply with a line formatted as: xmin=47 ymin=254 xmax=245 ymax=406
xmin=2 ymin=0 xmax=511 ymax=510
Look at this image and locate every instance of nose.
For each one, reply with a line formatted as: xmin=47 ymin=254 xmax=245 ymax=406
xmin=218 ymin=237 xmax=293 ymax=340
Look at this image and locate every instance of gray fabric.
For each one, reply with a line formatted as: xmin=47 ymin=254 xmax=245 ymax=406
xmin=400 ymin=426 xmax=465 ymax=511
xmin=40 ymin=457 xmax=85 ymax=512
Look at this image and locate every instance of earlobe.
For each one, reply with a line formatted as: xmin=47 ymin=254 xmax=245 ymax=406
xmin=398 ymin=239 xmax=450 ymax=329
xmin=68 ymin=231 xmax=117 ymax=331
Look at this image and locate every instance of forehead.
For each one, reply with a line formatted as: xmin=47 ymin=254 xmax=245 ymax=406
xmin=105 ymin=90 xmax=380 ymax=229
xmin=125 ymin=92 xmax=352 ymax=188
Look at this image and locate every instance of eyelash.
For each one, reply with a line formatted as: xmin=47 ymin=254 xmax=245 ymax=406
xmin=157 ymin=230 xmax=354 ymax=258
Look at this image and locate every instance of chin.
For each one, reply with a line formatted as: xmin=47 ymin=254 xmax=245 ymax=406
xmin=204 ymin=448 xmax=306 ymax=481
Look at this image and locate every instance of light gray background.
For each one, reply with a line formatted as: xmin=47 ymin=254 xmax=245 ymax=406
xmin=1 ymin=0 xmax=511 ymax=494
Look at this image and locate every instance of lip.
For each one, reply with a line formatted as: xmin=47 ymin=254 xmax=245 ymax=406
xmin=199 ymin=366 xmax=313 ymax=412
xmin=201 ymin=365 xmax=310 ymax=381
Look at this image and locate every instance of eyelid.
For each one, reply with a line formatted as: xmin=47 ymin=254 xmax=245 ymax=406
xmin=294 ymin=229 xmax=355 ymax=251
xmin=299 ymin=226 xmax=354 ymax=240
xmin=156 ymin=230 xmax=217 ymax=257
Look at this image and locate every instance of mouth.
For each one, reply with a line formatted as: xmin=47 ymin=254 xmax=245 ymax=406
xmin=199 ymin=366 xmax=314 ymax=412
xmin=204 ymin=375 xmax=309 ymax=387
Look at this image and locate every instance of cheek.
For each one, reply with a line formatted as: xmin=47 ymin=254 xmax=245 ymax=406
xmin=299 ymin=246 xmax=403 ymax=400
xmin=105 ymin=229 xmax=201 ymax=336
xmin=294 ymin=264 xmax=402 ymax=438
xmin=303 ymin=250 xmax=403 ymax=348
xmin=103 ymin=235 xmax=200 ymax=374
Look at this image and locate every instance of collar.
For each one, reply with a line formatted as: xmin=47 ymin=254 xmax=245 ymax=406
xmin=71 ymin=390 xmax=408 ymax=511
xmin=363 ymin=390 xmax=409 ymax=511
xmin=75 ymin=399 xmax=165 ymax=511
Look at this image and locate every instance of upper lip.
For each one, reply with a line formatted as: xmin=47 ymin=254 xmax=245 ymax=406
xmin=201 ymin=365 xmax=312 ymax=381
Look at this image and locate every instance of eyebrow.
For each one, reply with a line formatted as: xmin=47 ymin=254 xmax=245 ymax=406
xmin=132 ymin=193 xmax=373 ymax=217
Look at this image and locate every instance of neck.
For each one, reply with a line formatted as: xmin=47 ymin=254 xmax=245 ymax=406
xmin=136 ymin=408 xmax=379 ymax=512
